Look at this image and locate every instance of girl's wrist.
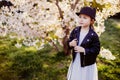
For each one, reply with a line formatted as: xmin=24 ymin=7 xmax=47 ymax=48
xmin=80 ymin=47 xmax=85 ymax=53
xmin=69 ymin=42 xmax=72 ymax=47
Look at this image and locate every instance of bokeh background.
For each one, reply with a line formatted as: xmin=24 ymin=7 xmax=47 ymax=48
xmin=0 ymin=0 xmax=120 ymax=80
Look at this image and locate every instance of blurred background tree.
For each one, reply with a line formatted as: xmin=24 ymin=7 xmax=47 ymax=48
xmin=0 ymin=0 xmax=120 ymax=80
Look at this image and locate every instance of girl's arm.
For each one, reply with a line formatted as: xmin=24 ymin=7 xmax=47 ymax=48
xmin=84 ymin=33 xmax=100 ymax=55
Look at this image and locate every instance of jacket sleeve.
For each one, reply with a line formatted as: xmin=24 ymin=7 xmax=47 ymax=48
xmin=67 ymin=28 xmax=76 ymax=49
xmin=84 ymin=33 xmax=100 ymax=55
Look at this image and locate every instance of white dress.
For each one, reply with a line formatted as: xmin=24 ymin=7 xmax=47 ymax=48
xmin=67 ymin=30 xmax=98 ymax=80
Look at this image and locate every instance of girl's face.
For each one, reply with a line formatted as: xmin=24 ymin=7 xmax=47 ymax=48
xmin=78 ymin=14 xmax=91 ymax=27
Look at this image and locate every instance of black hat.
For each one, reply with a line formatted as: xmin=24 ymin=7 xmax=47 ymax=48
xmin=76 ymin=6 xmax=96 ymax=20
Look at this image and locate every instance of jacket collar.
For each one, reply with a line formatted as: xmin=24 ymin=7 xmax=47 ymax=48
xmin=77 ymin=26 xmax=93 ymax=46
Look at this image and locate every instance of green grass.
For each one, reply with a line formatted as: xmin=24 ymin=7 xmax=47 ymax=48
xmin=98 ymin=19 xmax=120 ymax=80
xmin=0 ymin=36 xmax=70 ymax=80
xmin=100 ymin=19 xmax=120 ymax=57
xmin=0 ymin=19 xmax=120 ymax=80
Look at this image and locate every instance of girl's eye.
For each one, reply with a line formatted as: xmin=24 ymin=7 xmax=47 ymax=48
xmin=83 ymin=16 xmax=87 ymax=19
xmin=79 ymin=15 xmax=87 ymax=19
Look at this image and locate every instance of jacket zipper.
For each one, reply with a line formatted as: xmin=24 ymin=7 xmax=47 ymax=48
xmin=83 ymin=55 xmax=85 ymax=67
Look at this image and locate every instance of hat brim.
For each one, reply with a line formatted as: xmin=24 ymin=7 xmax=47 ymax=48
xmin=76 ymin=12 xmax=80 ymax=16
xmin=76 ymin=12 xmax=96 ymax=20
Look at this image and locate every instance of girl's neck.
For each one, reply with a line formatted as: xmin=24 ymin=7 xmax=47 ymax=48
xmin=81 ymin=26 xmax=90 ymax=30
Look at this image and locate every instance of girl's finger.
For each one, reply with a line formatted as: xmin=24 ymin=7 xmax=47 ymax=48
xmin=72 ymin=39 xmax=77 ymax=42
xmin=75 ymin=50 xmax=78 ymax=53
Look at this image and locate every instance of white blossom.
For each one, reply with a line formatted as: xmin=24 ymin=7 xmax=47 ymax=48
xmin=15 ymin=43 xmax=22 ymax=48
xmin=0 ymin=0 xmax=120 ymax=52
xmin=100 ymin=47 xmax=116 ymax=60
xmin=55 ymin=28 xmax=65 ymax=38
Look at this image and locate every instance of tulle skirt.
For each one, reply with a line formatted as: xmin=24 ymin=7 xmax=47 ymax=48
xmin=67 ymin=53 xmax=98 ymax=80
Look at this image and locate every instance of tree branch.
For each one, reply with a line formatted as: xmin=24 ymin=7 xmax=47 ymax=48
xmin=55 ymin=0 xmax=63 ymax=19
xmin=51 ymin=39 xmax=60 ymax=52
xmin=55 ymin=0 xmax=71 ymax=54
xmin=71 ymin=0 xmax=79 ymax=10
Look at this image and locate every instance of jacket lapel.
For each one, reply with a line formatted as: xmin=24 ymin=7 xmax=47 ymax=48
xmin=76 ymin=26 xmax=81 ymax=45
xmin=80 ymin=27 xmax=92 ymax=46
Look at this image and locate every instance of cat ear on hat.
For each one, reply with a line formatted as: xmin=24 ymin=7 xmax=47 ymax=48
xmin=94 ymin=8 xmax=96 ymax=11
xmin=93 ymin=7 xmax=96 ymax=16
xmin=93 ymin=8 xmax=96 ymax=14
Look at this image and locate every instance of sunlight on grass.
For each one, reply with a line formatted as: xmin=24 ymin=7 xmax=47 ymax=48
xmin=24 ymin=47 xmax=37 ymax=52
xmin=43 ymin=63 xmax=49 ymax=68
xmin=112 ymin=19 xmax=120 ymax=29
xmin=0 ymin=44 xmax=8 ymax=49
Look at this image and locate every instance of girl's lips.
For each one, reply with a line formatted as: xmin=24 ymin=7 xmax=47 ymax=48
xmin=80 ymin=23 xmax=83 ymax=24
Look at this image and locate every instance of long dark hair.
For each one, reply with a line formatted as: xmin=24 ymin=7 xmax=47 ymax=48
xmin=90 ymin=19 xmax=95 ymax=30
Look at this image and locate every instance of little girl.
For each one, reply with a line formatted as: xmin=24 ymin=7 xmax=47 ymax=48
xmin=67 ymin=6 xmax=100 ymax=80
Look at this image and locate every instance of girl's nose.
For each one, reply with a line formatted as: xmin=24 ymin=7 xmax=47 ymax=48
xmin=79 ymin=18 xmax=83 ymax=22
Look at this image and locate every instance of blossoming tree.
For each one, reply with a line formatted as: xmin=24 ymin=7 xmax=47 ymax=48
xmin=0 ymin=0 xmax=120 ymax=60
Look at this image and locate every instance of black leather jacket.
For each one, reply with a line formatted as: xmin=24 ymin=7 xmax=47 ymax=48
xmin=68 ymin=26 xmax=100 ymax=67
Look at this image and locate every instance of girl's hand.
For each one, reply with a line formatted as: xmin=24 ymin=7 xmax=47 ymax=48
xmin=69 ymin=39 xmax=77 ymax=47
xmin=74 ymin=46 xmax=85 ymax=53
